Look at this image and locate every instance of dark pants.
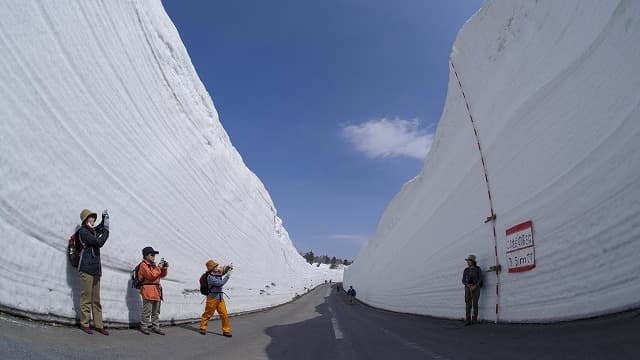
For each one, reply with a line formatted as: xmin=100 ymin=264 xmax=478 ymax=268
xmin=465 ymin=286 xmax=480 ymax=322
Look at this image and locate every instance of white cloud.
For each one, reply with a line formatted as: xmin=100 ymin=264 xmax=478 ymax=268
xmin=341 ymin=118 xmax=433 ymax=160
xmin=329 ymin=234 xmax=370 ymax=244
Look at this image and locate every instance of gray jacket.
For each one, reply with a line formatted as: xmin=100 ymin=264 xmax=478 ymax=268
xmin=207 ymin=273 xmax=229 ymax=300
xmin=77 ymin=222 xmax=109 ymax=276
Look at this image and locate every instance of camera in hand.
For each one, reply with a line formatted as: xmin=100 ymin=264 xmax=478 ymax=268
xmin=223 ymin=264 xmax=233 ymax=274
xmin=159 ymin=258 xmax=169 ymax=267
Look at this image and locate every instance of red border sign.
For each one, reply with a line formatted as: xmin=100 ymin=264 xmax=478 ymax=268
xmin=505 ymin=221 xmax=535 ymax=273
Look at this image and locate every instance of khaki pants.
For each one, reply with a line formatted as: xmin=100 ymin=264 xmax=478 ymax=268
xmin=79 ymin=272 xmax=103 ymax=328
xmin=141 ymin=299 xmax=161 ymax=330
xmin=200 ymin=297 xmax=231 ymax=333
xmin=465 ymin=286 xmax=480 ymax=322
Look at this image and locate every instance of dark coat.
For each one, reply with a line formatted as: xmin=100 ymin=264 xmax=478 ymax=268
xmin=462 ymin=266 xmax=483 ymax=287
xmin=76 ymin=222 xmax=109 ymax=276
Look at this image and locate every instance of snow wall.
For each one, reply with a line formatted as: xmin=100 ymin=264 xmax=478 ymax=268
xmin=0 ymin=1 xmax=341 ymax=324
xmin=344 ymin=0 xmax=640 ymax=322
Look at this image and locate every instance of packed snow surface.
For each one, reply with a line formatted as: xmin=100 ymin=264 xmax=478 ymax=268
xmin=345 ymin=0 xmax=640 ymax=322
xmin=0 ymin=1 xmax=340 ymax=324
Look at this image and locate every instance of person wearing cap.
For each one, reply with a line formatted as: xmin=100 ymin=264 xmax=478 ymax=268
xmin=137 ymin=246 xmax=169 ymax=335
xmin=199 ymin=259 xmax=233 ymax=337
xmin=461 ymin=254 xmax=483 ymax=325
xmin=76 ymin=208 xmax=110 ymax=335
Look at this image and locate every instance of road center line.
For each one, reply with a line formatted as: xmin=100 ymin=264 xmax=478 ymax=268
xmin=331 ymin=315 xmax=344 ymax=339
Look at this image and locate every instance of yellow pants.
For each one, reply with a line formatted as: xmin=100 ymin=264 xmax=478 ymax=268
xmin=200 ymin=297 xmax=231 ymax=333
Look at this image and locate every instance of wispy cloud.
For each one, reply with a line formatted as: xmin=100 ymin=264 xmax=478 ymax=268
xmin=341 ymin=118 xmax=433 ymax=160
xmin=329 ymin=234 xmax=370 ymax=244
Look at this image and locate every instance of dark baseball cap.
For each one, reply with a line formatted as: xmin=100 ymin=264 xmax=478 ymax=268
xmin=142 ymin=246 xmax=159 ymax=257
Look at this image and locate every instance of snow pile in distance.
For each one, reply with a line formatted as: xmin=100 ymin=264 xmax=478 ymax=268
xmin=345 ymin=0 xmax=640 ymax=322
xmin=0 ymin=1 xmax=340 ymax=324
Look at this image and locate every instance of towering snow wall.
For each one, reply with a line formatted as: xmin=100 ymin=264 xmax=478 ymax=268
xmin=345 ymin=0 xmax=640 ymax=322
xmin=0 ymin=1 xmax=340 ymax=324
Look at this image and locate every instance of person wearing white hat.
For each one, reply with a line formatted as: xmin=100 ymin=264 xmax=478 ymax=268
xmin=461 ymin=254 xmax=483 ymax=325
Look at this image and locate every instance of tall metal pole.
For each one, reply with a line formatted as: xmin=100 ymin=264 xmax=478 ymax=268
xmin=450 ymin=60 xmax=501 ymax=323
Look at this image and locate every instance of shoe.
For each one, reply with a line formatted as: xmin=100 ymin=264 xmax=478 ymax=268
xmin=96 ymin=328 xmax=109 ymax=336
xmin=140 ymin=328 xmax=150 ymax=335
xmin=80 ymin=326 xmax=93 ymax=334
xmin=223 ymin=332 xmax=232 ymax=338
xmin=199 ymin=329 xmax=206 ymax=335
xmin=151 ymin=328 xmax=165 ymax=335
xmin=464 ymin=321 xmax=472 ymax=326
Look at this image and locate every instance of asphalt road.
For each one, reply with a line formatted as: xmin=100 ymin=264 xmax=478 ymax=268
xmin=1 ymin=284 xmax=639 ymax=359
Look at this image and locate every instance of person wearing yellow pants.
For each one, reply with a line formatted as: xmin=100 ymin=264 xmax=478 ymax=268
xmin=199 ymin=259 xmax=233 ymax=337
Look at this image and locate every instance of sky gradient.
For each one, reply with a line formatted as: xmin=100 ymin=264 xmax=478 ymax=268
xmin=161 ymin=0 xmax=483 ymax=259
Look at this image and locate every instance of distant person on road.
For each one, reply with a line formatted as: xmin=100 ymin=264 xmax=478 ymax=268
xmin=347 ymin=286 xmax=356 ymax=304
xmin=462 ymin=254 xmax=483 ymax=325
xmin=200 ymin=259 xmax=233 ymax=337
xmin=137 ymin=246 xmax=168 ymax=335
xmin=76 ymin=208 xmax=110 ymax=335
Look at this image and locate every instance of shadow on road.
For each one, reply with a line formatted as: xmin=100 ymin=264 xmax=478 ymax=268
xmin=265 ymin=301 xmax=340 ymax=360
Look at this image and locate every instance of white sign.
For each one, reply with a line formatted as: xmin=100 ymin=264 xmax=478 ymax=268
xmin=505 ymin=221 xmax=535 ymax=273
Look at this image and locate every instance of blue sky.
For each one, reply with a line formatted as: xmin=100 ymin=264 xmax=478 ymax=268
xmin=161 ymin=1 xmax=483 ymax=260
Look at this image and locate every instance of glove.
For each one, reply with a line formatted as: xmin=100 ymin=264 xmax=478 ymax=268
xmin=101 ymin=209 xmax=110 ymax=228
xmin=225 ymin=269 xmax=233 ymax=278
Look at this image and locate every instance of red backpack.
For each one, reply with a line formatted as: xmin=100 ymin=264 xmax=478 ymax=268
xmin=67 ymin=231 xmax=84 ymax=268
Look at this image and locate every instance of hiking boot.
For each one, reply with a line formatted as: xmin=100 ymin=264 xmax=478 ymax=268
xmin=96 ymin=328 xmax=109 ymax=336
xmin=80 ymin=326 xmax=93 ymax=334
xmin=151 ymin=328 xmax=165 ymax=335
xmin=199 ymin=329 xmax=207 ymax=335
xmin=140 ymin=328 xmax=150 ymax=335
xmin=464 ymin=321 xmax=472 ymax=326
xmin=223 ymin=332 xmax=232 ymax=338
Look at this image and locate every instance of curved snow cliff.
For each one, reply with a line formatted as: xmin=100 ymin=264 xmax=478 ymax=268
xmin=0 ymin=1 xmax=340 ymax=323
xmin=345 ymin=0 xmax=640 ymax=322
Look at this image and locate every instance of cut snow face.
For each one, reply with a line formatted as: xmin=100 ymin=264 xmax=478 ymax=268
xmin=0 ymin=1 xmax=341 ymax=323
xmin=345 ymin=0 xmax=640 ymax=322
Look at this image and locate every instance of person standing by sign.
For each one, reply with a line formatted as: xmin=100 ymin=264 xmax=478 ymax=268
xmin=461 ymin=254 xmax=482 ymax=325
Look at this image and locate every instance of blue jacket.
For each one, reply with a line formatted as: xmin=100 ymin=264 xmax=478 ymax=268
xmin=77 ymin=222 xmax=109 ymax=276
xmin=207 ymin=273 xmax=229 ymax=300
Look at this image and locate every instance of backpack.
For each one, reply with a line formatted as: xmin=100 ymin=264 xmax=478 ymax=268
xmin=131 ymin=262 xmax=143 ymax=289
xmin=477 ymin=267 xmax=484 ymax=288
xmin=67 ymin=231 xmax=83 ymax=268
xmin=199 ymin=272 xmax=211 ymax=295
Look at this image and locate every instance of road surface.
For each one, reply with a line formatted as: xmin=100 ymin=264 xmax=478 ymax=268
xmin=1 ymin=284 xmax=638 ymax=359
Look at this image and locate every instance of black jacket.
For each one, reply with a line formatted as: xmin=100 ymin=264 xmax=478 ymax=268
xmin=76 ymin=221 xmax=109 ymax=276
xmin=462 ymin=266 xmax=482 ymax=287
